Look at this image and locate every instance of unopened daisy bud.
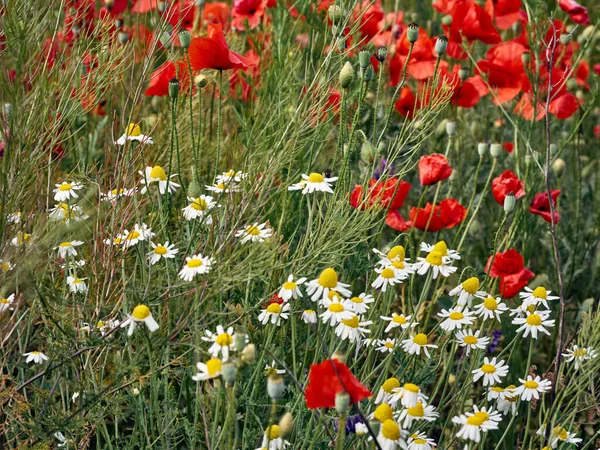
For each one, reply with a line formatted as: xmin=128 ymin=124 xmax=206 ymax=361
xmin=118 ymin=31 xmax=129 ymax=44
xmin=234 ymin=332 xmax=248 ymax=352
xmin=559 ymin=33 xmax=571 ymax=45
xmin=331 ymin=350 xmax=347 ymax=363
xmin=240 ymin=343 xmax=256 ymax=365
xmin=267 ymin=374 xmax=285 ymax=401
xmin=194 ymin=74 xmax=209 ymax=89
xmin=375 ymin=46 xmax=388 ymax=62
xmin=446 ymin=121 xmax=457 ymax=137
xmin=359 ymin=49 xmax=371 ymax=69
xmin=552 ymin=158 xmax=566 ymax=177
xmin=369 ymin=419 xmax=381 ymax=436
xmin=169 ymin=78 xmax=180 ymax=99
xmin=221 ymin=361 xmax=238 ymax=384
xmin=407 ymin=22 xmax=419 ymax=44
xmin=328 ymin=5 xmax=343 ymax=24
xmin=157 ymin=1 xmax=167 ymax=12
xmin=490 ymin=142 xmax=503 ymax=158
xmin=360 ymin=140 xmax=377 ymax=164
xmin=435 ymin=36 xmax=448 ymax=57
xmin=503 ymin=193 xmax=516 ymax=214
xmin=339 ymin=62 xmax=354 ymax=89
xmin=335 ymin=391 xmax=350 ymax=415
xmin=278 ymin=413 xmax=294 ymax=437
xmin=521 ymin=51 xmax=531 ymax=63
xmin=458 ymin=66 xmax=469 ymax=81
xmin=179 ymin=29 xmax=191 ymax=49
xmin=159 ymin=30 xmax=171 ymax=48
xmin=441 ymin=14 xmax=453 ymax=26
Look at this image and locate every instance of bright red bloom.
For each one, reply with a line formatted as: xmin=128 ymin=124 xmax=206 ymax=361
xmin=558 ymin=0 xmax=590 ymax=25
xmin=305 ymin=359 xmax=371 ymax=409
xmin=419 ymin=154 xmax=453 ymax=186
xmin=390 ymin=27 xmax=445 ymax=82
xmin=145 ymin=60 xmax=188 ymax=97
xmin=386 ymin=209 xmax=411 ymax=231
xmin=529 ymin=190 xmax=561 ymax=223
xmin=436 ymin=0 xmax=501 ymax=48
xmin=476 ymin=41 xmax=528 ymax=104
xmin=491 ymin=170 xmax=525 ymax=205
xmin=188 ymin=23 xmax=259 ymax=71
xmin=352 ymin=0 xmax=385 ymax=40
xmin=263 ymin=293 xmax=284 ymax=307
xmin=350 ymin=178 xmax=411 ymax=210
xmin=441 ymin=66 xmax=481 ymax=108
xmin=394 ymin=88 xmax=418 ymax=118
xmin=232 ymin=0 xmax=267 ymax=30
xmin=132 ymin=0 xmax=159 ymax=13
xmin=484 ymin=0 xmax=522 ymax=30
xmin=204 ymin=2 xmax=231 ymax=26
xmin=485 ymin=248 xmax=534 ymax=298
xmin=409 ymin=198 xmax=467 ymax=231
xmin=229 ymin=50 xmax=261 ymax=102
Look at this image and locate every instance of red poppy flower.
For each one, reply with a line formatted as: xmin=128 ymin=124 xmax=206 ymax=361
xmin=204 ymin=2 xmax=231 ymax=26
xmin=485 ymin=248 xmax=534 ymax=297
xmin=188 ymin=23 xmax=259 ymax=71
xmin=232 ymin=0 xmax=267 ymax=31
xmin=145 ymin=60 xmax=188 ymax=97
xmin=491 ymin=170 xmax=525 ymax=205
xmin=419 ymin=154 xmax=453 ymax=186
xmin=263 ymin=293 xmax=284 ymax=307
xmin=394 ymin=87 xmax=418 ymax=118
xmin=350 ymin=178 xmax=411 ymax=210
xmin=558 ymin=0 xmax=590 ymax=25
xmin=305 ymin=359 xmax=372 ymax=409
xmin=132 ymin=0 xmax=158 ymax=13
xmin=352 ymin=0 xmax=385 ymax=40
xmin=476 ymin=41 xmax=528 ymax=104
xmin=440 ymin=66 xmax=481 ymax=108
xmin=503 ymin=142 xmax=514 ymax=153
xmin=229 ymin=50 xmax=261 ymax=102
xmin=436 ymin=0 xmax=501 ymax=47
xmin=529 ymin=190 xmax=560 ymax=223
xmin=385 ymin=209 xmax=412 ymax=231
xmin=484 ymin=0 xmax=522 ymax=30
xmin=390 ymin=27 xmax=445 ymax=82
xmin=409 ymin=198 xmax=467 ymax=231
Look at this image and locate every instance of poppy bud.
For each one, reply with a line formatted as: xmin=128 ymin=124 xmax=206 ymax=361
xmin=328 ymin=5 xmax=343 ymax=24
xmin=578 ymin=26 xmax=595 ymax=43
xmin=195 ymin=0 xmax=205 ymax=6
xmin=159 ymin=31 xmax=172 ymax=48
xmin=157 ymin=1 xmax=167 ymax=12
xmin=337 ymin=38 xmax=346 ymax=52
xmin=279 ymin=413 xmax=294 ymax=437
xmin=267 ymin=374 xmax=285 ymax=401
xmin=331 ymin=25 xmax=339 ymax=37
xmin=169 ymin=78 xmax=180 ymax=99
xmin=407 ymin=22 xmax=419 ymax=44
xmin=458 ymin=66 xmax=469 ymax=81
xmin=331 ymin=350 xmax=347 ymax=363
xmin=240 ymin=343 xmax=256 ymax=365
xmin=477 ymin=142 xmax=488 ymax=158
xmin=361 ymin=66 xmax=374 ymax=82
xmin=521 ymin=51 xmax=530 ymax=63
xmin=339 ymin=62 xmax=354 ymax=89
xmin=525 ymin=153 xmax=533 ymax=166
xmin=222 ymin=361 xmax=238 ymax=385
xmin=194 ymin=74 xmax=209 ymax=89
xmin=552 ymin=158 xmax=566 ymax=177
xmin=187 ymin=180 xmax=202 ymax=198
xmin=359 ymin=49 xmax=370 ymax=69
xmin=503 ymin=193 xmax=516 ymax=214
xmin=490 ymin=142 xmax=502 ymax=158
xmin=360 ymin=140 xmax=377 ymax=164
xmin=435 ymin=36 xmax=448 ymax=57
xmin=375 ymin=46 xmax=387 ymax=62
xmin=559 ymin=33 xmax=571 ymax=45
xmin=179 ymin=29 xmax=191 ymax=49
xmin=445 ymin=121 xmax=457 ymax=137
xmin=118 ymin=31 xmax=129 ymax=44
xmin=369 ymin=419 xmax=380 ymax=436
xmin=335 ymin=392 xmax=350 ymax=415
xmin=234 ymin=332 xmax=248 ymax=352
xmin=441 ymin=14 xmax=453 ymax=26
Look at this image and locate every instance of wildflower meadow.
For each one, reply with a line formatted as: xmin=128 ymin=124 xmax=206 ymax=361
xmin=1 ymin=0 xmax=600 ymax=448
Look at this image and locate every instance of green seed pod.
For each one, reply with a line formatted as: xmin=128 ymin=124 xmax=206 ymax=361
xmin=458 ymin=66 xmax=469 ymax=81
xmin=168 ymin=78 xmax=180 ymax=99
xmin=339 ymin=62 xmax=354 ymax=89
xmin=375 ymin=46 xmax=388 ymax=62
xmin=490 ymin=142 xmax=503 ymax=158
xmin=435 ymin=36 xmax=448 ymax=57
xmin=477 ymin=142 xmax=488 ymax=158
xmin=503 ymin=193 xmax=516 ymax=215
xmin=361 ymin=65 xmax=374 ymax=82
xmin=441 ymin=14 xmax=453 ymax=26
xmin=407 ymin=22 xmax=419 ymax=44
xmin=335 ymin=392 xmax=350 ymax=415
xmin=179 ymin=29 xmax=191 ymax=49
xmin=359 ymin=49 xmax=371 ymax=69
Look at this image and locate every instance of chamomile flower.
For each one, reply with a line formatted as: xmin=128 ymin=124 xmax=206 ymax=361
xmin=420 ymin=240 xmax=460 ymax=260
xmin=562 ymin=345 xmax=598 ymax=370
xmin=472 ymin=357 xmax=509 ymax=386
xmin=348 ymin=293 xmax=374 ymax=314
xmin=452 ymin=406 xmax=502 ymax=443
xmin=473 ymin=295 xmax=508 ymax=321
xmin=437 ymin=306 xmax=475 ymax=332
xmin=53 ymin=181 xmax=84 ymax=202
xmin=258 ymin=302 xmax=290 ymax=326
xmin=56 ymin=240 xmax=84 ymax=258
xmin=0 ymin=259 xmax=14 ymax=272
xmin=182 ymin=195 xmax=217 ymax=222
xmin=264 ymin=361 xmax=286 ymax=376
xmin=148 ymin=241 xmax=178 ymax=265
xmin=236 ymin=222 xmax=273 ymax=243
xmin=7 ymin=211 xmax=21 ymax=224
xmin=373 ymin=245 xmax=412 ymax=268
xmin=67 ymin=275 xmax=88 ymax=294
xmin=514 ymin=375 xmax=551 ymax=401
xmin=100 ymin=187 xmax=136 ymax=202
xmin=372 ymin=265 xmax=407 ymax=292
xmin=519 ymin=285 xmax=559 ymax=309
xmin=179 ymin=254 xmax=213 ymax=281
xmin=54 ymin=431 xmax=68 ymax=447
xmin=49 ymin=203 xmax=88 ymax=222
xmin=375 ymin=378 xmax=401 ymax=405
xmin=121 ymin=223 xmax=154 ymax=249
xmin=489 ymin=385 xmax=519 ymax=416
xmin=23 ymin=351 xmax=49 ymax=364
xmin=397 ymin=401 xmax=439 ymax=428
xmin=512 ymin=310 xmax=555 ymax=339
xmin=11 ymin=231 xmax=31 ymax=247
xmin=374 ymin=419 xmax=406 ymax=450
xmin=257 ymin=425 xmax=290 ymax=450
xmin=334 ymin=314 xmax=372 ymax=342
xmin=402 ymin=333 xmax=438 ymax=357
xmin=391 ymin=383 xmax=428 ymax=408
xmin=278 ymin=275 xmax=307 ymax=301
xmin=192 ymin=358 xmax=222 ymax=381
xmin=377 ymin=338 xmax=399 ymax=353
xmin=407 ymin=432 xmax=436 ymax=450
xmin=371 ymin=403 xmax=394 ymax=423
xmin=0 ymin=293 xmax=15 ymax=313
xmin=455 ymin=329 xmax=490 ymax=355
xmin=414 ymin=241 xmax=458 ymax=279
xmin=202 ymin=325 xmax=234 ymax=360
xmin=320 ymin=296 xmax=353 ymax=326
xmin=115 ymin=123 xmax=154 ymax=145
xmin=381 ymin=313 xmax=417 ymax=333
xmin=306 ymin=268 xmax=352 ymax=303
xmin=301 ymin=309 xmax=317 ymax=324
xmin=121 ymin=304 xmax=160 ymax=336
xmin=205 ymin=182 xmax=240 ymax=194
xmin=215 ymin=169 xmax=246 ymax=185
xmin=536 ymin=425 xmax=582 ymax=448
xmin=449 ymin=277 xmax=485 ymax=307
xmin=140 ymin=165 xmax=180 ymax=194
xmin=287 ymin=172 xmax=337 ymax=194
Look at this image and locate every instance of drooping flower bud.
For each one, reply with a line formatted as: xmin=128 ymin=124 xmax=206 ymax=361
xmin=361 ymin=66 xmax=374 ymax=82
xmin=194 ymin=74 xmax=209 ymax=89
xmin=458 ymin=66 xmax=469 ymax=81
xmin=503 ymin=193 xmax=516 ymax=214
xmin=335 ymin=392 xmax=350 ymax=415
xmin=559 ymin=33 xmax=571 ymax=45
xmin=435 ymin=36 xmax=449 ymax=57
xmin=168 ymin=78 xmax=180 ymax=99
xmin=445 ymin=121 xmax=457 ymax=137
xmin=267 ymin=374 xmax=285 ymax=401
xmin=549 ymin=143 xmax=558 ymax=155
xmin=359 ymin=49 xmax=371 ymax=69
xmin=375 ymin=46 xmax=388 ymax=62
xmin=441 ymin=14 xmax=453 ymax=26
xmin=360 ymin=140 xmax=377 ymax=164
xmin=234 ymin=333 xmax=248 ymax=352
xmin=477 ymin=142 xmax=488 ymax=158
xmin=118 ymin=31 xmax=129 ymax=44
xmin=187 ymin=180 xmax=202 ymax=198
xmin=407 ymin=22 xmax=419 ymax=44
xmin=159 ymin=30 xmax=172 ymax=48
xmin=339 ymin=62 xmax=354 ymax=89
xmin=279 ymin=413 xmax=294 ymax=437
xmin=490 ymin=142 xmax=503 ymax=158
xmin=179 ymin=29 xmax=191 ymax=49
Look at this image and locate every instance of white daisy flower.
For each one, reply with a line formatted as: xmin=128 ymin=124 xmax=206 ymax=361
xmin=115 ymin=123 xmax=154 ymax=145
xmin=377 ymin=338 xmax=398 ymax=353
xmin=401 ymin=333 xmax=437 ymax=358
xmin=372 ymin=265 xmax=407 ymax=292
xmin=514 ymin=375 xmax=551 ymax=401
xmin=334 ymin=313 xmax=372 ymax=342
xmin=100 ymin=187 xmax=136 ymax=202
xmin=97 ymin=318 xmax=119 ymax=337
xmin=355 ymin=423 xmax=368 ymax=435
xmin=301 ymin=309 xmax=317 ymax=324
xmin=265 ymin=361 xmax=286 ymax=376
xmin=407 ymin=432 xmax=436 ymax=450
xmin=397 ymin=401 xmax=439 ymax=428
xmin=381 ymin=312 xmax=417 ymax=333
xmin=205 ymin=182 xmax=241 ymax=194
xmin=258 ymin=302 xmax=290 ymax=326
xmin=236 ymin=222 xmax=273 ymax=243
xmin=11 ymin=231 xmax=31 ymax=247
xmin=562 ymin=345 xmax=598 ymax=370
xmin=390 ymin=383 xmax=428 ymax=408
xmin=472 ymin=357 xmax=509 ymax=386
xmin=375 ymin=378 xmax=401 ymax=405
xmin=120 ymin=223 xmax=155 ymax=249
xmin=56 ymin=240 xmax=84 ymax=258
xmin=182 ymin=195 xmax=217 ymax=222
xmin=473 ymin=295 xmax=508 ymax=321
xmin=23 ymin=351 xmax=49 ymax=364
xmin=449 ymin=277 xmax=485 ymax=307
xmin=305 ymin=268 xmax=352 ymax=303
xmin=373 ymin=245 xmax=412 ymax=269
xmin=0 ymin=293 xmax=15 ymax=313
xmin=278 ymin=274 xmax=307 ymax=301
xmin=192 ymin=358 xmax=222 ymax=381
xmin=216 ymin=169 xmax=246 ymax=185
xmin=54 ymin=431 xmax=68 ymax=447
xmin=49 ymin=203 xmax=88 ymax=222
xmin=420 ymin=240 xmax=460 ymax=260
xmin=179 ymin=254 xmax=213 ymax=281
xmin=437 ymin=306 xmax=475 ymax=332
xmin=139 ymin=165 xmax=179 ymax=195
xmin=147 ymin=241 xmax=178 ymax=265
xmin=257 ymin=425 xmax=290 ymax=450
xmin=519 ymin=285 xmax=559 ymax=309
xmin=455 ymin=329 xmax=490 ymax=355
xmin=452 ymin=405 xmax=502 ymax=443
xmin=53 ymin=181 xmax=84 ymax=202
xmin=374 ymin=419 xmax=406 ymax=450
xmin=7 ymin=211 xmax=21 ymax=224
xmin=287 ymin=172 xmax=337 ymax=194
xmin=320 ymin=296 xmax=353 ymax=326
xmin=201 ymin=325 xmax=235 ymax=360
xmin=488 ymin=385 xmax=519 ymax=416
xmin=67 ymin=276 xmax=88 ymax=294
xmin=348 ymin=292 xmax=374 ymax=314
xmin=0 ymin=259 xmax=14 ymax=272
xmin=512 ymin=310 xmax=555 ymax=339
xmin=120 ymin=304 xmax=159 ymax=336
xmin=414 ymin=241 xmax=459 ymax=279
xmin=536 ymin=424 xmax=582 ymax=448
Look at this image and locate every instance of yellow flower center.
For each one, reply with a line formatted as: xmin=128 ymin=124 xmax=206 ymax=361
xmin=432 ymin=240 xmax=448 ymax=256
xmin=307 ymin=173 xmax=325 ymax=183
xmin=126 ymin=231 xmax=141 ymax=241
xmin=407 ymin=402 xmax=424 ymax=417
xmin=413 ymin=438 xmax=427 ymax=444
xmin=191 ymin=198 xmax=208 ymax=211
xmin=403 ymin=382 xmax=419 ymax=393
xmin=466 ymin=411 xmax=489 ymax=426
xmin=463 ymin=335 xmax=478 ymax=345
xmin=462 ymin=277 xmax=479 ymax=294
xmin=216 ymin=183 xmax=226 ymax=190
xmin=206 ymin=358 xmax=222 ymax=376
xmin=16 ymin=232 xmax=30 ymax=244
xmin=384 ymin=341 xmax=394 ymax=348
xmin=328 ymin=303 xmax=344 ymax=313
xmin=2 ymin=262 xmax=10 ymax=271
xmin=381 ymin=377 xmax=400 ymax=393
xmin=381 ymin=419 xmax=401 ymax=440
xmin=187 ymin=258 xmax=203 ymax=268
xmin=132 ymin=304 xmax=150 ymax=320
xmin=266 ymin=303 xmax=282 ymax=314
xmin=127 ymin=123 xmax=141 ymax=136
xmin=59 ymin=241 xmax=72 ymax=247
xmin=552 ymin=427 xmax=568 ymax=440
xmin=481 ymin=364 xmax=496 ymax=374
xmin=246 ymin=225 xmax=261 ymax=235
xmin=413 ymin=333 xmax=428 ymax=346
xmin=425 ymin=251 xmax=443 ymax=266
xmin=387 ymin=245 xmax=405 ymax=261
xmin=318 ymin=268 xmax=338 ymax=288
xmin=381 ymin=268 xmax=395 ymax=279
xmin=266 ymin=424 xmax=281 ymax=440
xmin=304 ymin=309 xmax=315 ymax=315
xmin=225 ymin=170 xmax=235 ymax=177
xmin=58 ymin=183 xmax=73 ymax=191
xmin=31 ymin=351 xmax=41 ymax=355
xmin=484 ymin=297 xmax=498 ymax=310
xmin=532 ymin=286 xmax=547 ymax=299
xmin=216 ymin=333 xmax=232 ymax=346
xmin=350 ymin=296 xmax=363 ymax=304
xmin=523 ymin=380 xmax=538 ymax=389
xmin=342 ymin=315 xmax=359 ymax=328
xmin=113 ymin=237 xmax=122 ymax=244
xmin=0 ymin=298 xmax=9 ymax=304
xmin=97 ymin=320 xmax=105 ymax=328
xmin=392 ymin=261 xmax=405 ymax=270
xmin=491 ymin=386 xmax=504 ymax=393
xmin=526 ymin=314 xmax=542 ymax=326
xmin=283 ymin=281 xmax=296 ymax=290
xmin=73 ymin=278 xmax=84 ymax=285
xmin=154 ymin=245 xmax=167 ymax=255
xmin=573 ymin=348 xmax=587 ymax=357
xmin=149 ymin=165 xmax=167 ymax=181
xmin=374 ymin=404 xmax=394 ymax=422
xmin=328 ymin=290 xmax=340 ymax=301
xmin=449 ymin=311 xmax=464 ymax=320
xmin=505 ymin=385 xmax=518 ymax=402
xmin=393 ymin=315 xmax=407 ymax=324
xmin=111 ymin=188 xmax=125 ymax=195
